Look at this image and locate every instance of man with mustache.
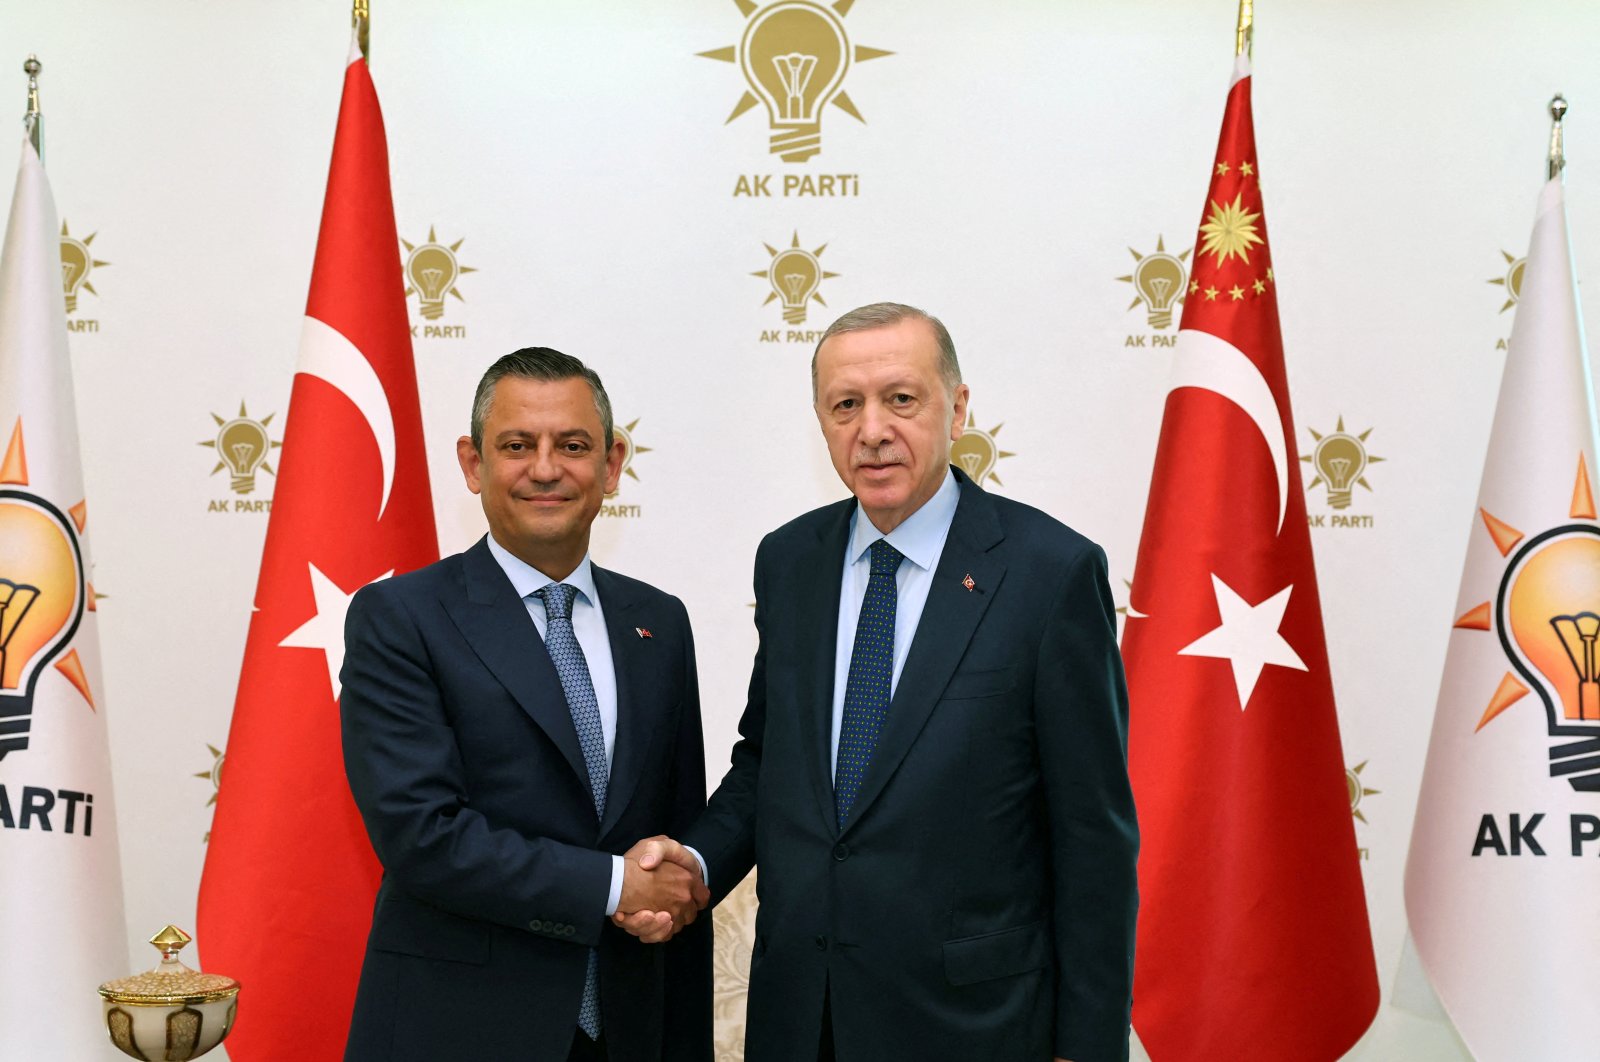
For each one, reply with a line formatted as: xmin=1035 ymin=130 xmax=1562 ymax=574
xmin=340 ymin=348 xmax=712 ymax=1062
xmin=626 ymin=303 xmax=1139 ymax=1061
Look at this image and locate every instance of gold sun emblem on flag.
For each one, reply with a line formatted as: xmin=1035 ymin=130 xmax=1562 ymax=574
xmin=1198 ymin=193 xmax=1264 ymax=265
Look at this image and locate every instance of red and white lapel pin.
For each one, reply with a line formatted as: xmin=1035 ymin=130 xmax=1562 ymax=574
xmin=961 ymin=573 xmax=976 ymax=592
xmin=635 ymin=627 xmax=653 ymax=639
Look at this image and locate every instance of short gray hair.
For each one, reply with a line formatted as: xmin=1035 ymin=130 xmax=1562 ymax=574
xmin=811 ymin=302 xmax=962 ymax=402
xmin=470 ymin=347 xmax=614 ymax=452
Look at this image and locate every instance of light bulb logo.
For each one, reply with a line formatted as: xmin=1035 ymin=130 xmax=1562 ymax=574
xmin=0 ymin=491 xmax=87 ymax=760
xmin=199 ymin=402 xmax=281 ymax=496
xmin=700 ymin=1 xmax=892 ymax=164
xmin=1117 ymin=236 xmax=1190 ymax=330
xmin=949 ymin=412 xmax=1015 ymax=488
xmin=605 ymin=419 xmax=652 ymax=499
xmin=1302 ymin=417 xmax=1383 ymax=511
xmin=1488 ymin=249 xmax=1527 ymax=314
xmin=751 ymin=231 xmax=837 ymax=324
xmin=402 ymin=227 xmax=476 ymax=321
xmin=1455 ymin=456 xmax=1600 ymax=791
xmin=58 ymin=220 xmax=108 ymax=316
xmin=1345 ymin=760 xmax=1379 ymax=823
xmin=1501 ymin=530 xmax=1600 ymax=728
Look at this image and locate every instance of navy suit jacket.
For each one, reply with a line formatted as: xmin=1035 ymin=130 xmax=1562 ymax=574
xmin=340 ymin=537 xmax=711 ymax=1062
xmin=684 ymin=469 xmax=1138 ymax=1062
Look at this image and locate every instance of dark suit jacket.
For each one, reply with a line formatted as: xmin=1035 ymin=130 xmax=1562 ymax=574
xmin=684 ymin=469 xmax=1137 ymax=1062
xmin=339 ymin=537 xmax=712 ymax=1062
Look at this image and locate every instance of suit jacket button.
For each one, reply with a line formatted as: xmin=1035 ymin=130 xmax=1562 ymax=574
xmin=529 ymin=919 xmax=544 ymax=931
xmin=832 ymin=842 xmax=849 ymax=861
xmin=814 ymin=935 xmax=828 ymax=951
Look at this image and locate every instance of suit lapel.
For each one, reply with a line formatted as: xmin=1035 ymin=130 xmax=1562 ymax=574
xmin=593 ymin=566 xmax=658 ymax=840
xmin=841 ymin=473 xmax=1006 ymax=836
xmin=796 ymin=502 xmax=854 ymax=838
xmin=443 ymin=539 xmax=590 ymax=789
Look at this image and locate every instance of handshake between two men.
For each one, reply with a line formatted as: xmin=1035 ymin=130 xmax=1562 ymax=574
xmin=616 ymin=836 xmax=707 ymax=945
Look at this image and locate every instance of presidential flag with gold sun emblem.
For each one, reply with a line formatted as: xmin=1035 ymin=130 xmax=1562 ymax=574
xmin=1120 ymin=29 xmax=1378 ymax=1062
xmin=0 ymin=135 xmax=128 ymax=1061
xmin=1404 ymin=102 xmax=1600 ymax=1061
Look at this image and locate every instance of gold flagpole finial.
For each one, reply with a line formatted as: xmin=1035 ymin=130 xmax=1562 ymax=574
xmin=353 ymin=0 xmax=371 ymax=62
xmin=1548 ymin=93 xmax=1568 ymax=181
xmin=22 ymin=54 xmax=42 ymax=161
xmin=1235 ymin=0 xmax=1254 ymax=58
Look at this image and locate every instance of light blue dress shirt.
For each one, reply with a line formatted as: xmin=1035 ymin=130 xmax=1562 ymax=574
xmin=485 ymin=536 xmax=625 ymax=916
xmin=830 ymin=468 xmax=961 ymax=777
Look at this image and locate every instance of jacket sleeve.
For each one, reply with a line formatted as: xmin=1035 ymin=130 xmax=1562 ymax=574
xmin=339 ymin=580 xmax=614 ymax=946
xmin=681 ymin=536 xmax=771 ymax=905
xmin=661 ymin=597 xmax=714 ymax=1061
xmin=1035 ymin=544 xmax=1140 ymax=1062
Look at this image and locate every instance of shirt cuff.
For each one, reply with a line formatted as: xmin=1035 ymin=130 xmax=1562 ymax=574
xmin=605 ymin=854 xmax=624 ymax=916
xmin=684 ymin=845 xmax=710 ymax=890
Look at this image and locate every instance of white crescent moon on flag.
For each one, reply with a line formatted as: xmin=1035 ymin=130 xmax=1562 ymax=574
xmin=1168 ymin=328 xmax=1289 ymax=535
xmin=294 ymin=316 xmax=396 ymax=520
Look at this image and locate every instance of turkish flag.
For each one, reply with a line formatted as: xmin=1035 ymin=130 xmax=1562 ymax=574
xmin=196 ymin=38 xmax=437 ymax=1060
xmin=1122 ymin=53 xmax=1378 ymax=1060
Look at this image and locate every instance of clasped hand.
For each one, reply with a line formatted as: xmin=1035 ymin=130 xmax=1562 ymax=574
xmin=614 ymin=835 xmax=708 ymax=944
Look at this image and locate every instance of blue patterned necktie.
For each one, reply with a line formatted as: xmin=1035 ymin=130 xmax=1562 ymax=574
xmin=835 ymin=539 xmax=903 ymax=830
xmin=534 ymin=582 xmax=606 ymax=1040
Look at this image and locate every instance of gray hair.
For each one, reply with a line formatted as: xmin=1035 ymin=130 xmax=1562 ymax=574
xmin=811 ymin=302 xmax=962 ymax=402
xmin=470 ymin=347 xmax=614 ymax=452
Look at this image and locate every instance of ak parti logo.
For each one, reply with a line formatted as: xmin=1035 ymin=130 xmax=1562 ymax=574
xmin=0 ymin=420 xmax=95 ymax=760
xmin=700 ymin=0 xmax=891 ymax=163
xmin=1455 ymin=455 xmax=1600 ymax=790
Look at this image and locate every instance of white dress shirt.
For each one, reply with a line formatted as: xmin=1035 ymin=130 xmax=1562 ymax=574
xmin=485 ymin=535 xmax=625 ymax=915
xmin=830 ymin=468 xmax=961 ymax=777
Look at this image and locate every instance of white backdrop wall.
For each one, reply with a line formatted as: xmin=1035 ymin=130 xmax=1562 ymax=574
xmin=6 ymin=1 xmax=1600 ymax=1058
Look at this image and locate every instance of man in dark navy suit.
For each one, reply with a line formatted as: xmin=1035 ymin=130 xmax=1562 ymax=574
xmin=626 ymin=303 xmax=1138 ymax=1062
xmin=341 ymin=348 xmax=711 ymax=1062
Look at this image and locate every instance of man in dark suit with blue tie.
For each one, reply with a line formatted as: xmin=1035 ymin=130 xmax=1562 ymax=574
xmin=340 ymin=348 xmax=712 ymax=1062
xmin=626 ymin=303 xmax=1138 ymax=1061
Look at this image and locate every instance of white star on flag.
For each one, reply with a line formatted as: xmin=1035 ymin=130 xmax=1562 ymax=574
xmin=277 ymin=562 xmax=391 ymax=697
xmin=1178 ymin=573 xmax=1307 ymax=710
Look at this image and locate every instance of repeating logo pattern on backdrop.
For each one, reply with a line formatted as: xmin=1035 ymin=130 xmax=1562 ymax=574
xmin=1117 ymin=235 xmax=1189 ymax=348
xmin=1454 ymin=456 xmax=1600 ymax=793
xmin=1347 ymin=759 xmax=1379 ymax=860
xmin=753 ymin=231 xmax=838 ymax=343
xmin=194 ymin=743 xmax=224 ymax=843
xmin=1302 ymin=417 xmax=1383 ymax=529
xmin=601 ymin=418 xmax=650 ymax=519
xmin=1489 ymin=248 xmax=1525 ymax=352
xmin=199 ymin=402 xmax=281 ymax=514
xmin=59 ymin=220 xmax=107 ymax=333
xmin=951 ymin=411 xmax=1013 ymax=488
xmin=0 ymin=421 xmax=96 ymax=763
xmin=706 ymin=1 xmax=888 ymax=197
xmin=403 ymin=226 xmax=475 ymax=339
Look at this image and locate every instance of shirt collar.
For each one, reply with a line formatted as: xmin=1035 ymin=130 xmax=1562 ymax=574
xmin=847 ymin=467 xmax=960 ymax=572
xmin=485 ymin=535 xmax=600 ymax=608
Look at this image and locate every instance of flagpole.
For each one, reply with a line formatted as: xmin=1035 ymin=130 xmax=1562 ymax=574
xmin=1549 ymin=93 xmax=1568 ymax=181
xmin=22 ymin=54 xmax=41 ymax=163
xmin=1235 ymin=0 xmax=1253 ymax=59
xmin=353 ymin=0 xmax=370 ymax=62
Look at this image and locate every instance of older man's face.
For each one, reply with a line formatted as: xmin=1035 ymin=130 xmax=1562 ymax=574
xmin=814 ymin=317 xmax=969 ymax=534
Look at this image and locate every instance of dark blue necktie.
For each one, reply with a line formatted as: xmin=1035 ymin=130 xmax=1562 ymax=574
xmin=835 ymin=539 xmax=903 ymax=830
xmin=534 ymin=583 xmax=605 ymax=1040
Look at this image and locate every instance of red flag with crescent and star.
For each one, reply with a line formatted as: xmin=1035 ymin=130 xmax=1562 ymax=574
xmin=196 ymin=35 xmax=438 ymax=1061
xmin=1120 ymin=52 xmax=1378 ymax=1061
